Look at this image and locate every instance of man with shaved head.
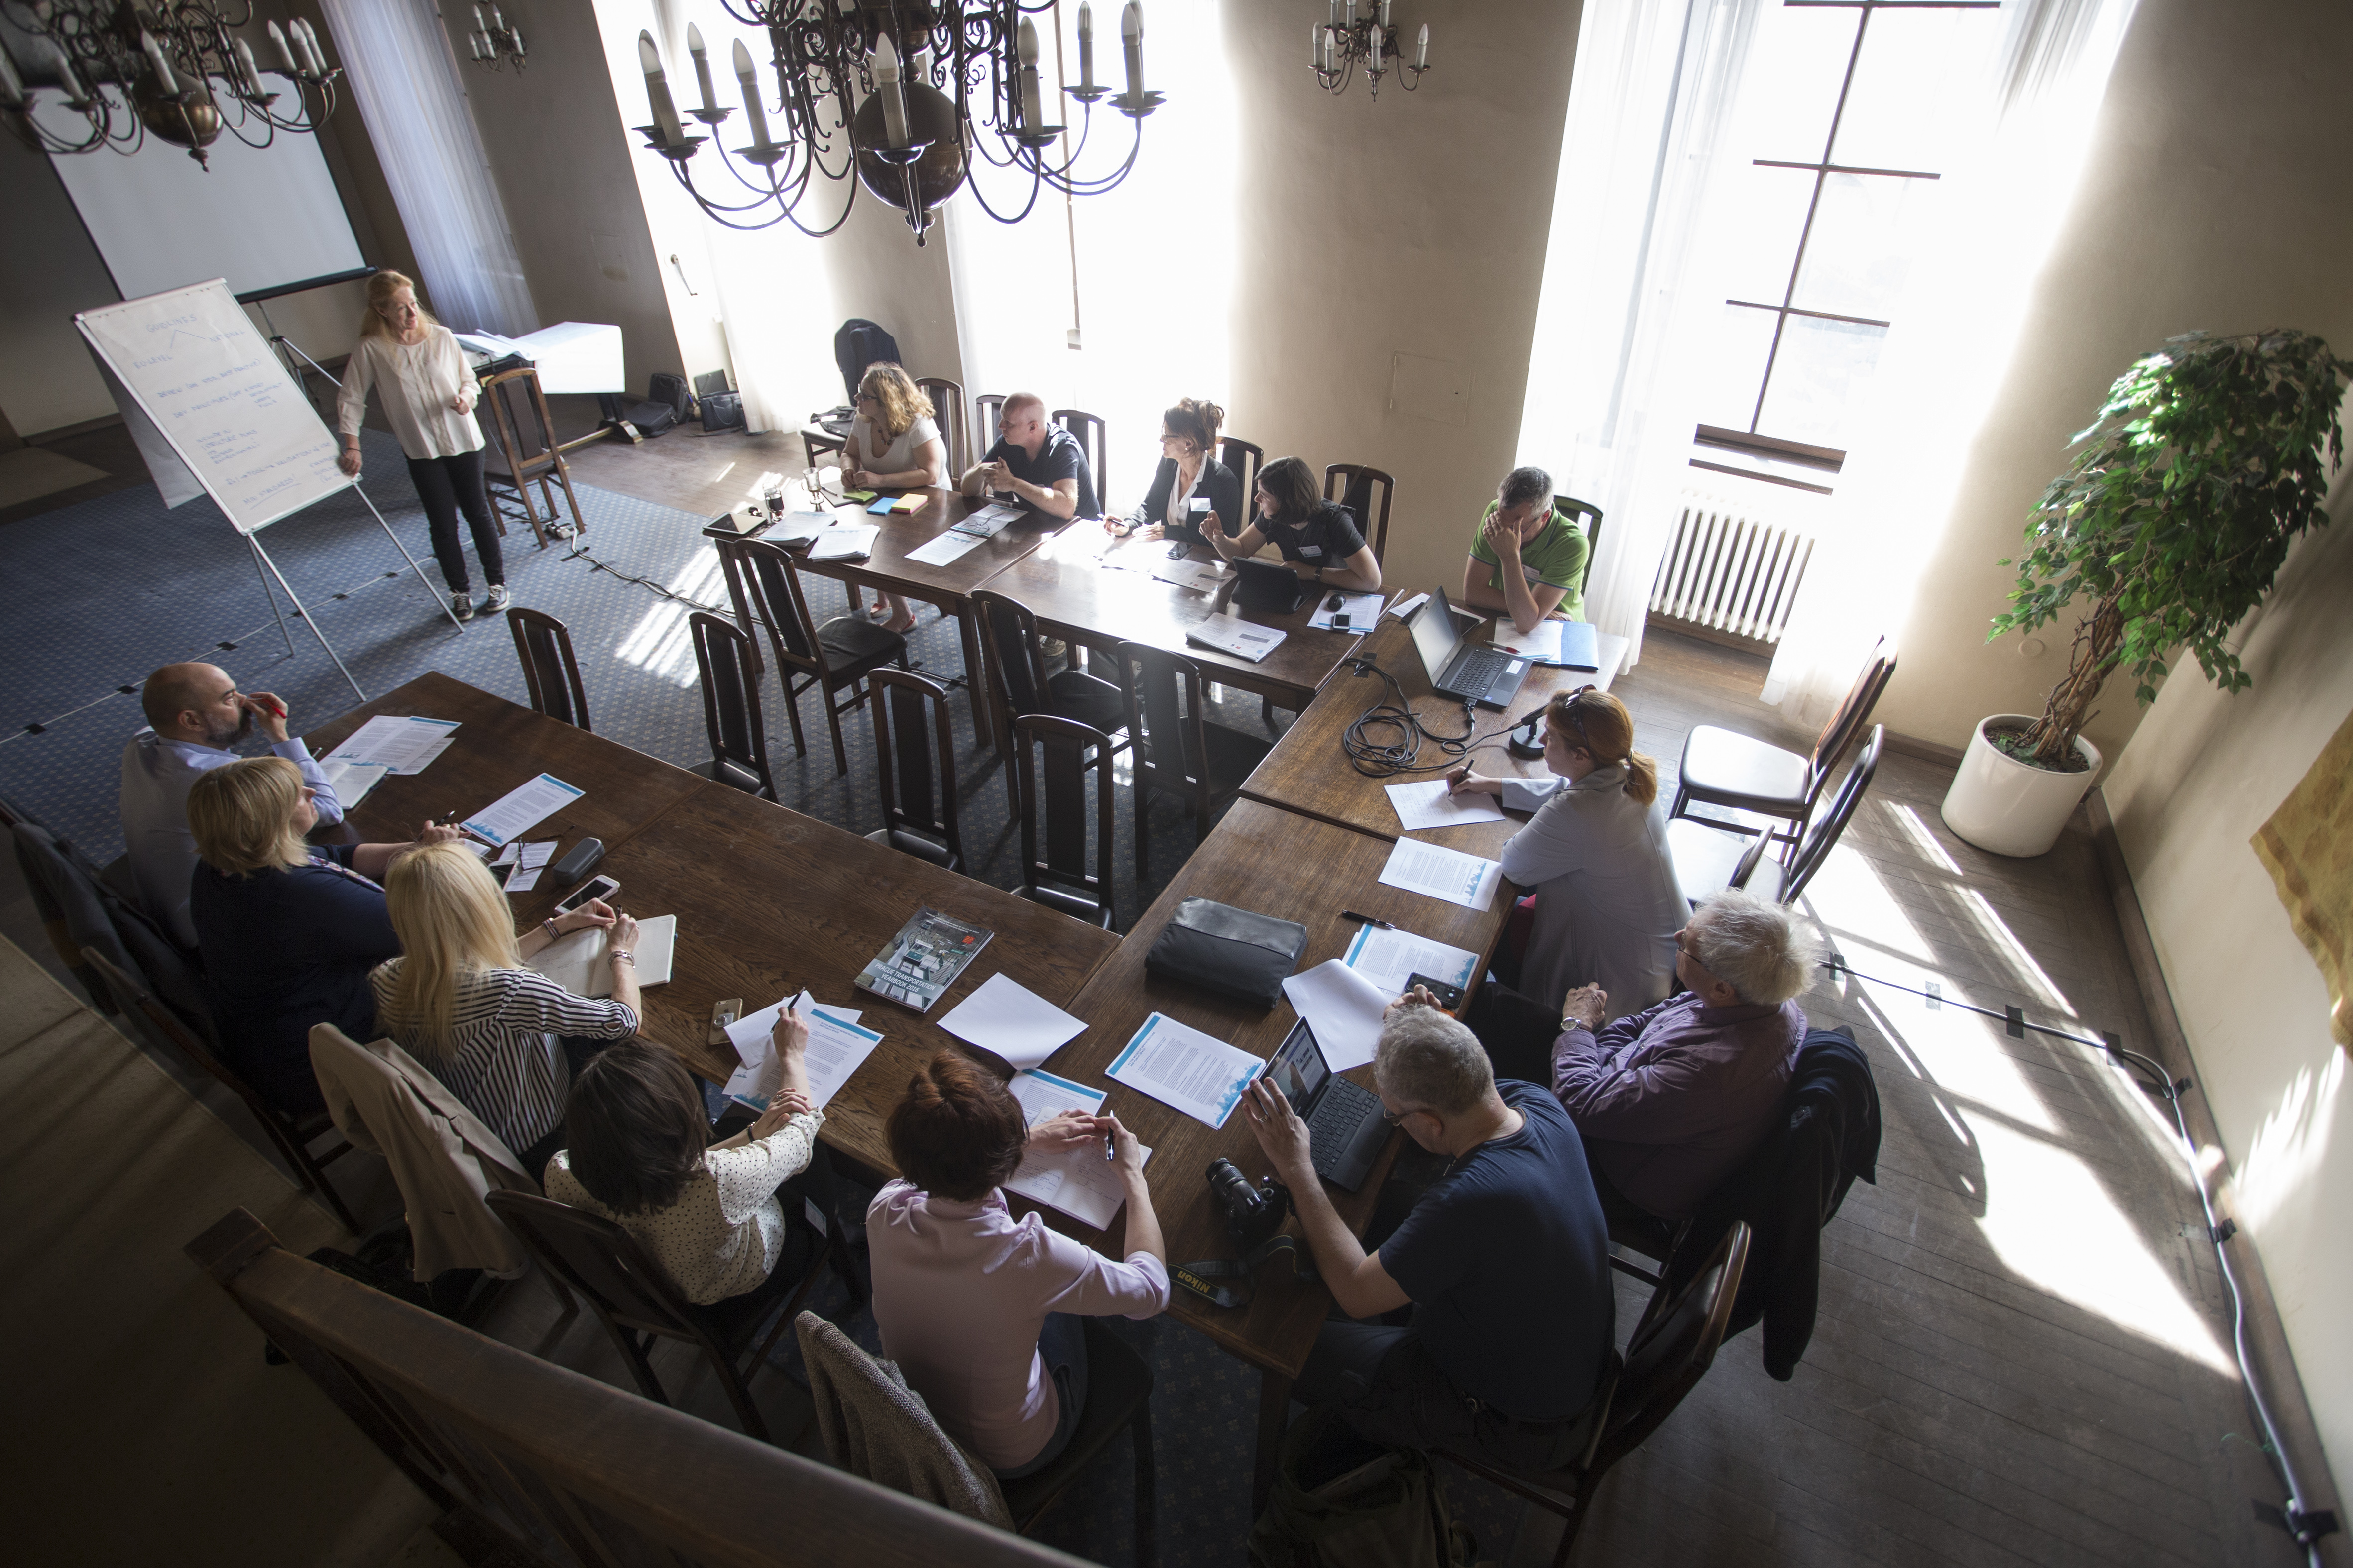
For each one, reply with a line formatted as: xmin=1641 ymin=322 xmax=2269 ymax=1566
xmin=120 ymin=664 xmax=344 ymax=945
xmin=959 ymin=392 xmax=1097 ymax=520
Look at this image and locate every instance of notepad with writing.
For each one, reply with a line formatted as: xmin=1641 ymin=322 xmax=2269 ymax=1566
xmin=527 ymin=914 xmax=676 ymax=998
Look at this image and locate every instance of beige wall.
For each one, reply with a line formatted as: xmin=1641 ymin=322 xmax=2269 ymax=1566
xmin=0 ymin=135 xmax=123 ymax=436
xmin=1878 ymin=0 xmax=2353 ymax=767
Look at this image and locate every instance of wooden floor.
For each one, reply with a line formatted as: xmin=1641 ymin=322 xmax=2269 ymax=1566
xmin=1528 ymin=637 xmax=2298 ymax=1568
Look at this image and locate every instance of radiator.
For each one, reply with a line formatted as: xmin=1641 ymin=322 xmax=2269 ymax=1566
xmin=1648 ymin=498 xmax=1816 ymax=644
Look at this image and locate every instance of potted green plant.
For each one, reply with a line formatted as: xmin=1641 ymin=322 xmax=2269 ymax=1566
xmin=1942 ymin=329 xmax=2348 ymax=856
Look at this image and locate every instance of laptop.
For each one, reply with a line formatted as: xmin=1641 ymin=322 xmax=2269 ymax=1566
xmin=1408 ymin=587 xmax=1531 ymax=709
xmin=1262 ymin=1019 xmax=1392 ymax=1193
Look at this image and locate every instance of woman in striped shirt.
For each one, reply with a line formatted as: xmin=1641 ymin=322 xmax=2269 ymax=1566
xmin=372 ymin=840 xmax=640 ymax=1175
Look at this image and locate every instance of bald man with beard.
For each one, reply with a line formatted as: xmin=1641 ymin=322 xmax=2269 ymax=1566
xmin=120 ymin=663 xmax=344 ymax=945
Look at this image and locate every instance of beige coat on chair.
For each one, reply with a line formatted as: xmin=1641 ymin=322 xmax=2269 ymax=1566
xmin=795 ymin=1310 xmax=1013 ymax=1528
xmin=308 ymin=1023 xmax=539 ymax=1280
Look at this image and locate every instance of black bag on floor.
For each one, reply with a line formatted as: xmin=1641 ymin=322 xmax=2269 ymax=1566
xmin=1248 ymin=1406 xmax=1475 ymax=1568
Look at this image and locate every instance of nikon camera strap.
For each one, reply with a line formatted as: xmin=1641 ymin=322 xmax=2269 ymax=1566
xmin=1174 ymin=1235 xmax=1320 ymax=1309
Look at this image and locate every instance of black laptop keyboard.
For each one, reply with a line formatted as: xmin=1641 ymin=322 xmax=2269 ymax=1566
xmin=1308 ymin=1078 xmax=1383 ymax=1175
xmin=1449 ymin=644 xmax=1512 ymax=693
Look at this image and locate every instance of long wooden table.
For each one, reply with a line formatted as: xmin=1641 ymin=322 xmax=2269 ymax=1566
xmin=307 ymin=674 xmax=1121 ymax=1181
xmin=1237 ymin=614 xmax=1632 ymax=860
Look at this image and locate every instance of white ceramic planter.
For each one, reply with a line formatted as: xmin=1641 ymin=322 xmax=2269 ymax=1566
xmin=1939 ymin=715 xmax=2104 ymax=858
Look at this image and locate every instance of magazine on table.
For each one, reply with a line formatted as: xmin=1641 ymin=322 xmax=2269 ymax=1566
xmin=854 ymin=905 xmax=996 ymax=1012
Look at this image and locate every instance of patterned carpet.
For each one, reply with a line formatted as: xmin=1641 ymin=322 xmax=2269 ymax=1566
xmin=0 ymin=436 xmax=1535 ymax=1567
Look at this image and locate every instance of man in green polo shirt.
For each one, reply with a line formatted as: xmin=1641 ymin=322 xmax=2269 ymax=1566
xmin=1462 ymin=465 xmax=1590 ymax=632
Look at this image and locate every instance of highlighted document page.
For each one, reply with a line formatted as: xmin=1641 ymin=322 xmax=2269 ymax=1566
xmin=1377 ymin=838 xmax=1505 ymax=911
xmin=462 ymin=774 xmax=582 ymax=848
xmin=722 ymin=992 xmax=878 ymax=1110
xmin=1003 ymin=1070 xmax=1152 ymax=1231
xmin=1107 ymin=1013 xmax=1264 ymax=1129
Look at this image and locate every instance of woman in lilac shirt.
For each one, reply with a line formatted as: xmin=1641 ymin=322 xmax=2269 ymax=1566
xmin=867 ymin=1052 xmax=1168 ymax=1477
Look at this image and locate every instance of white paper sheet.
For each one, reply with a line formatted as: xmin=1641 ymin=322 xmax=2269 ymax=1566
xmin=492 ymin=841 xmax=556 ymax=869
xmin=766 ymin=510 xmax=832 ymax=544
xmin=1106 ymin=1012 xmax=1264 ymax=1129
xmin=905 ymin=529 xmax=987 ymax=566
xmin=1308 ymin=591 xmax=1388 ymax=632
xmin=809 ymin=523 xmax=880 ymax=560
xmin=938 ymin=972 xmax=1088 ymax=1069
xmin=952 ymin=501 xmax=1024 ymax=537
xmin=1002 ymin=1069 xmax=1152 ymax=1231
xmin=1185 ymin=618 xmax=1285 ymax=663
xmin=1280 ymin=960 xmax=1393 ymax=1073
xmin=1152 ymin=558 xmax=1228 ymax=592
xmin=1343 ymin=924 xmax=1481 ymax=999
xmin=324 ymin=714 xmax=459 ymax=774
xmin=316 ymin=758 xmax=390 ymax=806
xmin=1389 ymin=592 xmax=1431 ymax=623
xmin=722 ymin=992 xmax=879 ymax=1109
xmin=1490 ymin=619 xmax=1563 ymax=662
xmin=1377 ymin=838 xmax=1505 ymax=911
xmin=527 ymin=914 xmax=676 ymax=996
xmin=462 ymin=774 xmax=583 ymax=848
xmin=1384 ymin=780 xmax=1508 ymax=832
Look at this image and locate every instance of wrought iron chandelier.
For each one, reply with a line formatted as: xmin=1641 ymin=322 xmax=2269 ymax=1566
xmin=1310 ymin=0 xmax=1428 ymax=99
xmin=0 ymin=0 xmax=340 ymax=166
xmin=632 ymin=0 xmax=1162 ymax=246
xmin=463 ymin=2 xmax=525 ymax=73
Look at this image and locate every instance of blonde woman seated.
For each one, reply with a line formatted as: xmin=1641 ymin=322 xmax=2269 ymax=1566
xmin=841 ymin=362 xmax=946 ymax=635
xmin=371 ymin=840 xmax=641 ymax=1176
xmin=546 ymin=1025 xmax=820 ymax=1304
xmin=1200 ymin=456 xmax=1382 ymax=593
xmin=1446 ymin=687 xmax=1683 ymax=1043
xmin=186 ymin=755 xmax=456 ymax=1116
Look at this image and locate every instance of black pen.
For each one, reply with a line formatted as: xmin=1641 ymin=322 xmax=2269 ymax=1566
xmin=1340 ymin=910 xmax=1396 ymax=930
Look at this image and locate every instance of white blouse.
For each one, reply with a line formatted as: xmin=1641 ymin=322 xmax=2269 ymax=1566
xmin=545 ymin=1111 xmax=824 ymax=1304
xmin=338 ymin=326 xmax=485 ymax=461
xmin=850 ymin=413 xmax=942 ymax=477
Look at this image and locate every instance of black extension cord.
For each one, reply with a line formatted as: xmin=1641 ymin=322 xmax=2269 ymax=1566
xmin=1335 ymin=657 xmax=1521 ymax=778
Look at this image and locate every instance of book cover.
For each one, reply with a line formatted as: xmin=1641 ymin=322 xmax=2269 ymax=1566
xmin=854 ymin=905 xmax=995 ymax=1012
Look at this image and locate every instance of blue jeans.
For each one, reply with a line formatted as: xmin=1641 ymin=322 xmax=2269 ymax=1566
xmin=994 ymin=1312 xmax=1091 ymax=1480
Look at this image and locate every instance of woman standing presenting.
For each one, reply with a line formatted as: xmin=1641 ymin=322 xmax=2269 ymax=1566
xmin=336 ymin=270 xmax=510 ymax=623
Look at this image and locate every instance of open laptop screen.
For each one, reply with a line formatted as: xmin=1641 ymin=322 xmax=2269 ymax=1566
xmin=1408 ymin=586 xmax=1464 ymax=685
xmin=1265 ymin=1019 xmax=1332 ymax=1115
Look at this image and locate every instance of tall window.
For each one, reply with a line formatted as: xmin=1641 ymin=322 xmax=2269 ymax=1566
xmin=1692 ymin=0 xmax=2002 ymax=491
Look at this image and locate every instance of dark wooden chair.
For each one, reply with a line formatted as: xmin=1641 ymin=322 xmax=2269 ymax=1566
xmin=688 ymin=611 xmax=780 ymax=800
xmin=970 ymin=589 xmax=1128 ymax=820
xmin=1220 ymin=435 xmax=1264 ymax=498
xmin=915 ymin=376 xmax=966 ymax=474
xmin=1052 ymin=407 xmax=1109 ymax=504
xmin=505 ymin=605 xmax=592 ymax=731
xmin=1117 ymin=641 xmax=1274 ymax=877
xmin=801 ymin=426 xmax=849 ymax=472
xmin=1433 ymin=1221 xmax=1752 ymax=1567
xmin=479 ymin=366 xmax=586 ymax=547
xmin=1670 ymin=727 xmax=1883 ymax=908
xmin=86 ymin=950 xmax=364 ymax=1234
xmin=1010 ymin=713 xmax=1119 ymax=929
xmin=1672 ymin=637 xmax=1896 ymax=861
xmin=972 ymin=393 xmax=1007 ymax=466
xmin=485 ymin=1188 xmax=850 ymax=1445
xmin=865 ymin=668 xmax=964 ymax=872
xmin=1554 ymin=494 xmax=1604 ymax=601
xmin=1323 ymin=463 xmax=1395 ymax=565
xmin=721 ymin=537 xmax=910 ymax=777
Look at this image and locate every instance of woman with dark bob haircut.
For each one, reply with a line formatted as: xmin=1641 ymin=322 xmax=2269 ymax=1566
xmin=543 ymin=1016 xmax=819 ymax=1305
xmin=1200 ymin=454 xmax=1382 ymax=592
xmin=867 ymin=1051 xmax=1169 ymax=1478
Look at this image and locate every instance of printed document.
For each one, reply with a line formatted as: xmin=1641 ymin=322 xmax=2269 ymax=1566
xmin=1280 ymin=960 xmax=1392 ymax=1073
xmin=1490 ymin=620 xmax=1563 ymax=662
xmin=1151 ymin=558 xmax=1227 ymax=592
xmin=1377 ymin=838 xmax=1505 ymax=911
xmin=492 ymin=839 xmax=556 ymax=890
xmin=1003 ymin=1070 xmax=1152 ymax=1231
xmin=1343 ymin=923 xmax=1480 ymax=999
xmin=1309 ymin=591 xmax=1387 ymax=632
xmin=1107 ymin=1013 xmax=1264 ymax=1129
xmin=1185 ymin=617 xmax=1285 ymax=663
xmin=938 ymin=972 xmax=1088 ymax=1070
xmin=317 ymin=758 xmax=390 ymax=807
xmin=528 ymin=915 xmax=676 ymax=997
xmin=766 ymin=511 xmax=832 ymax=544
xmin=462 ymin=774 xmax=582 ymax=848
xmin=905 ymin=529 xmax=987 ymax=566
xmin=722 ymin=992 xmax=878 ymax=1110
xmin=324 ymin=715 xmax=460 ymax=775
xmin=1384 ymin=780 xmax=1507 ymax=832
xmin=809 ymin=522 xmax=879 ymax=560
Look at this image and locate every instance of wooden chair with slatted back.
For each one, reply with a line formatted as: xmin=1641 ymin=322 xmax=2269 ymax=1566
xmin=1117 ymin=641 xmax=1275 ymax=878
xmin=1553 ymin=495 xmax=1604 ymax=601
xmin=914 ymin=377 xmax=966 ymax=475
xmin=970 ymin=589 xmax=1129 ymax=821
xmin=1671 ymin=638 xmax=1896 ymax=861
xmin=687 ymin=611 xmax=779 ymax=800
xmin=1010 ymin=713 xmax=1119 ymax=930
xmin=505 ymin=606 xmax=592 ymax=732
xmin=1322 ymin=463 xmax=1395 ymax=565
xmin=479 ymin=366 xmax=587 ymax=547
xmin=972 ymin=393 xmax=1007 ymax=468
xmin=1220 ymin=436 xmax=1264 ymax=498
xmin=864 ymin=668 xmax=964 ymax=871
xmin=1052 ymin=408 xmax=1109 ymax=505
xmin=719 ymin=538 xmax=910 ymax=778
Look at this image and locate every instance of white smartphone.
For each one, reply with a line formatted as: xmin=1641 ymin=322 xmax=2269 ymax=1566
xmin=553 ymin=874 xmax=621 ymax=915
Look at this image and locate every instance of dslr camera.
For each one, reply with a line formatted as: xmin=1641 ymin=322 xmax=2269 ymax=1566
xmin=1206 ymin=1157 xmax=1293 ymax=1252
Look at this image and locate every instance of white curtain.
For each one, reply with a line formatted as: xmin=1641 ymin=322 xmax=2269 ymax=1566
xmin=946 ymin=0 xmax=1237 ymax=512
xmin=1515 ymin=0 xmax=1763 ymax=667
xmin=1758 ymin=0 xmax=2141 ymax=725
xmin=316 ymin=0 xmax=536 ymax=335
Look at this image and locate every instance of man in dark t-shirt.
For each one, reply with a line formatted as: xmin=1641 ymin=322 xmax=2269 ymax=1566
xmin=1241 ymin=988 xmax=1615 ymax=1470
xmin=958 ymin=391 xmax=1098 ymax=519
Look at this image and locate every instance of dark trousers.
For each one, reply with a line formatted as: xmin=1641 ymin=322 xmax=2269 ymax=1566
xmin=1294 ymin=1322 xmax=1588 ymax=1474
xmin=1463 ymin=978 xmax=1564 ymax=1088
xmin=407 ymin=449 xmax=504 ymax=594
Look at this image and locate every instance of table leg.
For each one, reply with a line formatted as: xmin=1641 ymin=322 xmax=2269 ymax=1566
xmin=1254 ymin=1367 xmax=1294 ymax=1514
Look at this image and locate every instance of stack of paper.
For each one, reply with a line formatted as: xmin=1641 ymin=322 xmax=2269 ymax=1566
xmin=1490 ymin=620 xmax=1564 ymax=662
xmin=810 ymin=523 xmax=880 ymax=560
xmin=1185 ymin=617 xmax=1285 ymax=663
xmin=317 ymin=757 xmax=391 ymax=807
xmin=765 ymin=511 xmax=833 ymax=544
xmin=528 ymin=914 xmax=677 ymax=996
xmin=461 ymin=773 xmax=583 ymax=849
xmin=1384 ymin=780 xmax=1507 ymax=833
xmin=493 ymin=839 xmax=555 ymax=891
xmin=1280 ymin=960 xmax=1394 ymax=1073
xmin=722 ymin=992 xmax=881 ymax=1110
xmin=324 ymin=715 xmax=459 ymax=776
xmin=1106 ymin=1013 xmax=1264 ymax=1129
xmin=938 ymin=972 xmax=1088 ymax=1070
xmin=1003 ymin=1070 xmax=1152 ymax=1231
xmin=1377 ymin=838 xmax=1506 ymax=911
xmin=1343 ymin=923 xmax=1481 ymax=999
xmin=1309 ymin=591 xmax=1388 ymax=632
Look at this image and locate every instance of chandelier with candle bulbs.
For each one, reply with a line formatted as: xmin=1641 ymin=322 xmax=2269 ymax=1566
xmin=0 ymin=0 xmax=340 ymax=166
xmin=462 ymin=3 xmax=526 ymax=73
xmin=633 ymin=0 xmax=1160 ymax=246
xmin=1310 ymin=0 xmax=1428 ymax=99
